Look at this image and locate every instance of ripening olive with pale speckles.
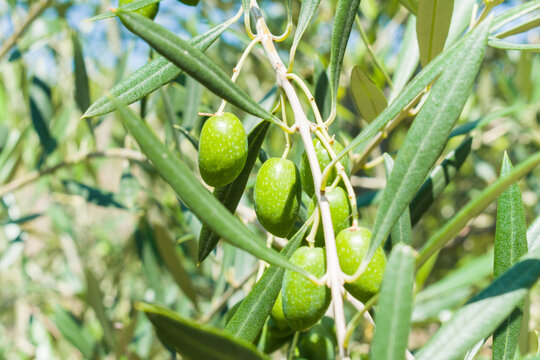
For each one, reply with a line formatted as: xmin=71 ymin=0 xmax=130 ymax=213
xmin=198 ymin=113 xmax=248 ymax=187
xmin=307 ymin=187 xmax=351 ymax=246
xmin=336 ymin=227 xmax=386 ymax=302
xmin=119 ymin=0 xmax=159 ymax=19
xmin=254 ymin=158 xmax=301 ymax=237
xmin=282 ymin=246 xmax=330 ymax=332
xmin=300 ymin=139 xmax=351 ymax=196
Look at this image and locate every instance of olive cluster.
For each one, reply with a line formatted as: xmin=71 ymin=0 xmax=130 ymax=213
xmin=198 ymin=113 xmax=386 ymax=333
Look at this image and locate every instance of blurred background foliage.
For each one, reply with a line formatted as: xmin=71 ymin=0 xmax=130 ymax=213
xmin=0 ymin=0 xmax=539 ymax=358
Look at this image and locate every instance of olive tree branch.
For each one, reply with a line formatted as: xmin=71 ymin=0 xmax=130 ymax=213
xmin=250 ymin=2 xmax=348 ymax=357
xmin=0 ymin=148 xmax=146 ymax=198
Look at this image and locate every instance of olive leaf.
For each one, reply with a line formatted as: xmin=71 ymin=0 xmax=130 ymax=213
xmin=491 ymin=1 xmax=540 ymax=33
xmin=383 ymin=154 xmax=412 ymax=246
xmin=115 ymin=10 xmax=279 ymax=123
xmin=390 ymin=16 xmax=419 ymax=102
xmin=71 ymin=31 xmax=90 ymax=114
xmin=369 ymin=244 xmax=415 ymax=360
xmin=493 ymin=153 xmax=528 ymax=360
xmin=488 ymin=39 xmax=540 ymax=52
xmin=83 ymin=16 xmax=235 ymax=118
xmin=87 ymin=0 xmax=162 ymax=21
xmin=399 ymin=0 xmax=417 ymax=14
xmin=289 ymin=0 xmax=321 ymax=68
xmin=328 ymin=0 xmax=362 ymax=120
xmin=351 ymin=66 xmax=388 ymax=123
xmin=409 ymin=137 xmax=472 ymax=226
xmin=495 ymin=14 xmax=540 ymax=38
xmin=416 ymin=0 xmax=454 ymax=66
xmin=138 ymin=303 xmax=269 ymax=359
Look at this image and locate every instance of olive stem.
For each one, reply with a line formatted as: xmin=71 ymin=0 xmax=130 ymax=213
xmin=0 ymin=148 xmax=146 ymax=198
xmin=288 ymin=332 xmax=300 ymax=360
xmin=251 ymin=2 xmax=349 ymax=357
xmin=286 ymin=73 xmax=325 ymax=128
xmin=345 ymin=292 xmax=374 ymax=326
xmin=305 ymin=205 xmax=320 ymax=246
xmin=280 ymin=92 xmax=292 ymax=159
xmin=314 ymin=130 xmax=359 ymax=228
xmin=216 ymin=37 xmax=261 ymax=115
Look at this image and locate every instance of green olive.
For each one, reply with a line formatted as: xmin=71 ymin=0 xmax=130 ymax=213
xmin=254 ymin=158 xmax=301 ymax=237
xmin=282 ymin=246 xmax=330 ymax=331
xmin=300 ymin=138 xmax=351 ymax=197
xmin=198 ymin=113 xmax=248 ymax=187
xmin=270 ymin=291 xmax=290 ymax=330
xmin=119 ymin=0 xmax=159 ymax=20
xmin=307 ymin=187 xmax=351 ymax=246
xmin=335 ymin=227 xmax=386 ymax=302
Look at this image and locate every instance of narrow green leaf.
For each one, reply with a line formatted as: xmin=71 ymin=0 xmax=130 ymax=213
xmin=409 ymin=137 xmax=472 ymax=226
xmin=198 ymin=120 xmax=270 ymax=263
xmin=113 ymin=101 xmax=311 ymax=278
xmin=488 ymin=39 xmax=540 ymax=52
xmin=328 ymin=0 xmax=362 ymax=118
xmin=490 ymin=0 xmax=540 ymax=33
xmin=351 ymin=66 xmax=388 ymax=123
xmin=369 ymin=244 xmax=415 ymax=360
xmin=496 ymin=14 xmax=540 ymax=39
xmin=314 ymin=60 xmax=331 ymax=119
xmin=390 ymin=16 xmax=419 ymax=101
xmin=153 ymin=224 xmax=199 ymax=306
xmin=416 ymin=0 xmax=454 ymax=66
xmin=86 ymin=0 xmax=161 ymax=22
xmin=493 ymin=154 xmax=528 ymax=360
xmin=368 ymin=19 xmax=490 ymax=274
xmin=138 ymin=303 xmax=269 ymax=360
xmin=383 ymin=154 xmax=412 ymax=246
xmin=415 ymin=245 xmax=540 ymax=360
xmin=30 ymin=78 xmax=57 ymax=160
xmin=71 ymin=31 xmax=90 ymax=113
xmin=418 ymin=151 xmax=540 ymax=266
xmin=224 ymin=221 xmax=309 ymax=341
xmin=84 ymin=268 xmax=118 ymax=352
xmin=83 ymin=17 xmax=234 ymax=118
xmin=115 ymin=10 xmax=277 ymax=123
xmin=52 ymin=306 xmax=96 ymax=358
xmin=289 ymin=0 xmax=321 ymax=65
